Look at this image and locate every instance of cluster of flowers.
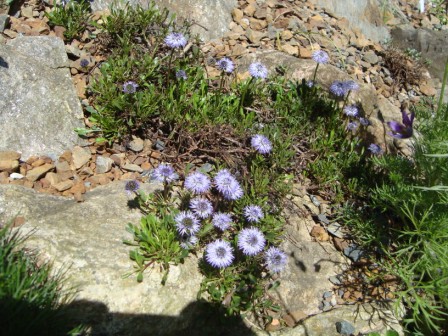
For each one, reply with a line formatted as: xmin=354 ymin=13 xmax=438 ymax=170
xmin=311 ymin=49 xmax=384 ymax=154
xmin=125 ymin=134 xmax=287 ymax=274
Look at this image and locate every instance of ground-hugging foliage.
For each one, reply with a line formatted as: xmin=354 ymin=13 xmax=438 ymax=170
xmin=48 ymin=0 xmax=448 ymax=333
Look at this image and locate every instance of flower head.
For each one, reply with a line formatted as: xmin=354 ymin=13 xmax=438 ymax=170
xmin=122 ymin=81 xmax=138 ymax=94
xmin=180 ymin=235 xmax=198 ymax=250
xmin=312 ymin=50 xmax=329 ymax=64
xmin=125 ymin=180 xmax=140 ymax=195
xmin=216 ymin=58 xmax=235 ymax=73
xmin=190 ymin=197 xmax=213 ymax=219
xmin=343 ymin=105 xmax=359 ymax=117
xmin=176 ymin=70 xmax=187 ymax=80
xmin=249 ymin=62 xmax=268 ymax=79
xmin=343 ymin=80 xmax=359 ymax=92
xmin=205 ymin=239 xmax=234 ymax=268
xmin=175 ymin=211 xmax=201 ymax=235
xmin=329 ymin=80 xmax=348 ymax=97
xmin=214 ymin=169 xmax=243 ymax=200
xmin=243 ymin=205 xmax=264 ymax=223
xmin=359 ymin=117 xmax=370 ymax=126
xmin=80 ymin=59 xmax=89 ymax=67
xmin=387 ymin=110 xmax=415 ymax=139
xmin=265 ymin=247 xmax=287 ymax=273
xmin=306 ymin=80 xmax=315 ymax=88
xmin=251 ymin=134 xmax=272 ymax=154
xmin=152 ymin=164 xmax=179 ymax=183
xmin=212 ymin=212 xmax=233 ymax=231
xmin=184 ymin=171 xmax=211 ymax=194
xmin=368 ymin=144 xmax=382 ymax=155
xmin=164 ymin=32 xmax=187 ymax=49
xmin=238 ymin=227 xmax=266 ymax=256
xmin=346 ymin=121 xmax=359 ymax=131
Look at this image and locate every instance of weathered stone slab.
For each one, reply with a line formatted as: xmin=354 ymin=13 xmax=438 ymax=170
xmin=0 ymin=36 xmax=85 ymax=160
xmin=90 ymin=0 xmax=236 ymax=41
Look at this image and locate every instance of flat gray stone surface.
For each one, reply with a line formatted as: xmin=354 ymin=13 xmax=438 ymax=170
xmin=0 ymin=36 xmax=85 ymax=160
xmin=90 ymin=0 xmax=236 ymax=41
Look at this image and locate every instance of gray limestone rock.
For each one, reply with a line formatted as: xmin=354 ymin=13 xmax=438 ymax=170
xmin=391 ymin=26 xmax=448 ymax=103
xmin=90 ymin=0 xmax=236 ymax=41
xmin=0 ymin=36 xmax=85 ymax=160
xmin=308 ymin=0 xmax=390 ymax=43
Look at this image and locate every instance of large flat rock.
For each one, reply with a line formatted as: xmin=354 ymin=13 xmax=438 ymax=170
xmin=0 ymin=36 xmax=85 ymax=160
xmin=90 ymin=0 xmax=237 ymax=41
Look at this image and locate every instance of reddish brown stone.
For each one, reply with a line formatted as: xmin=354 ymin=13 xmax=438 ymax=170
xmin=31 ymin=158 xmax=45 ymax=167
xmin=310 ymin=225 xmax=329 ymax=242
xmin=13 ymin=216 xmax=26 ymax=227
xmin=0 ymin=171 xmax=9 ymax=184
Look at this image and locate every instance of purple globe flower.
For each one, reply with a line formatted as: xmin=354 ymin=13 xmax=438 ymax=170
xmin=248 ymin=62 xmax=268 ymax=79
xmin=216 ymin=57 xmax=235 ymax=73
xmin=387 ymin=110 xmax=415 ymax=139
xmin=152 ymin=164 xmax=179 ymax=183
xmin=312 ymin=50 xmax=329 ymax=64
xmin=205 ymin=239 xmax=234 ymax=268
xmin=343 ymin=80 xmax=359 ymax=92
xmin=346 ymin=121 xmax=359 ymax=131
xmin=251 ymin=134 xmax=272 ymax=154
xmin=265 ymin=247 xmax=287 ymax=273
xmin=237 ymin=227 xmax=266 ymax=256
xmin=184 ymin=171 xmax=211 ymax=194
xmin=164 ymin=32 xmax=187 ymax=49
xmin=306 ymin=80 xmax=315 ymax=88
xmin=212 ymin=212 xmax=233 ymax=231
xmin=175 ymin=211 xmax=201 ymax=235
xmin=243 ymin=205 xmax=264 ymax=223
xmin=180 ymin=235 xmax=198 ymax=250
xmin=343 ymin=105 xmax=359 ymax=117
xmin=176 ymin=70 xmax=187 ymax=80
xmin=125 ymin=180 xmax=140 ymax=196
xmin=190 ymin=197 xmax=214 ymax=219
xmin=214 ymin=169 xmax=243 ymax=201
xmin=359 ymin=117 xmax=370 ymax=126
xmin=329 ymin=80 xmax=347 ymax=97
xmin=368 ymin=144 xmax=382 ymax=155
xmin=80 ymin=58 xmax=89 ymax=67
xmin=122 ymin=81 xmax=138 ymax=94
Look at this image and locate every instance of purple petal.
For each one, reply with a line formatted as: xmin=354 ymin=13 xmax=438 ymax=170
xmin=387 ymin=121 xmax=407 ymax=133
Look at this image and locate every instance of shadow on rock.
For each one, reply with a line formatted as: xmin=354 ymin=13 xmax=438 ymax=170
xmin=63 ymin=299 xmax=257 ymax=336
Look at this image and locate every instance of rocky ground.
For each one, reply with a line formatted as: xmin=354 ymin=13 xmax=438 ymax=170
xmin=0 ymin=0 xmax=446 ymax=334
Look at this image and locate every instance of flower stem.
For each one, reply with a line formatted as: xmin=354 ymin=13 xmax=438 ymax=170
xmin=437 ymin=56 xmax=448 ymax=120
xmin=312 ymin=63 xmax=319 ymax=82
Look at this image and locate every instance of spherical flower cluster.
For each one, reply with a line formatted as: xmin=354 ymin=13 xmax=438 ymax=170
xmin=164 ymin=32 xmax=187 ymax=49
xmin=306 ymin=80 xmax=315 ymax=88
xmin=251 ymin=134 xmax=272 ymax=154
xmin=190 ymin=197 xmax=213 ymax=219
xmin=175 ymin=211 xmax=201 ymax=235
xmin=214 ymin=169 xmax=243 ymax=201
xmin=312 ymin=50 xmax=329 ymax=64
xmin=346 ymin=121 xmax=359 ymax=131
xmin=343 ymin=105 xmax=359 ymax=117
xmin=243 ymin=205 xmax=264 ymax=223
xmin=124 ymin=180 xmax=140 ymax=195
xmin=359 ymin=117 xmax=370 ymax=126
xmin=180 ymin=235 xmax=198 ymax=250
xmin=152 ymin=164 xmax=179 ymax=183
xmin=212 ymin=212 xmax=233 ymax=231
xmin=368 ymin=143 xmax=382 ymax=155
xmin=176 ymin=70 xmax=187 ymax=80
xmin=264 ymin=247 xmax=287 ymax=273
xmin=248 ymin=62 xmax=268 ymax=79
xmin=122 ymin=81 xmax=138 ymax=94
xmin=344 ymin=80 xmax=359 ymax=92
xmin=80 ymin=59 xmax=89 ymax=67
xmin=329 ymin=80 xmax=347 ymax=97
xmin=184 ymin=171 xmax=211 ymax=194
xmin=216 ymin=58 xmax=235 ymax=73
xmin=237 ymin=227 xmax=266 ymax=256
xmin=205 ymin=239 xmax=234 ymax=268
